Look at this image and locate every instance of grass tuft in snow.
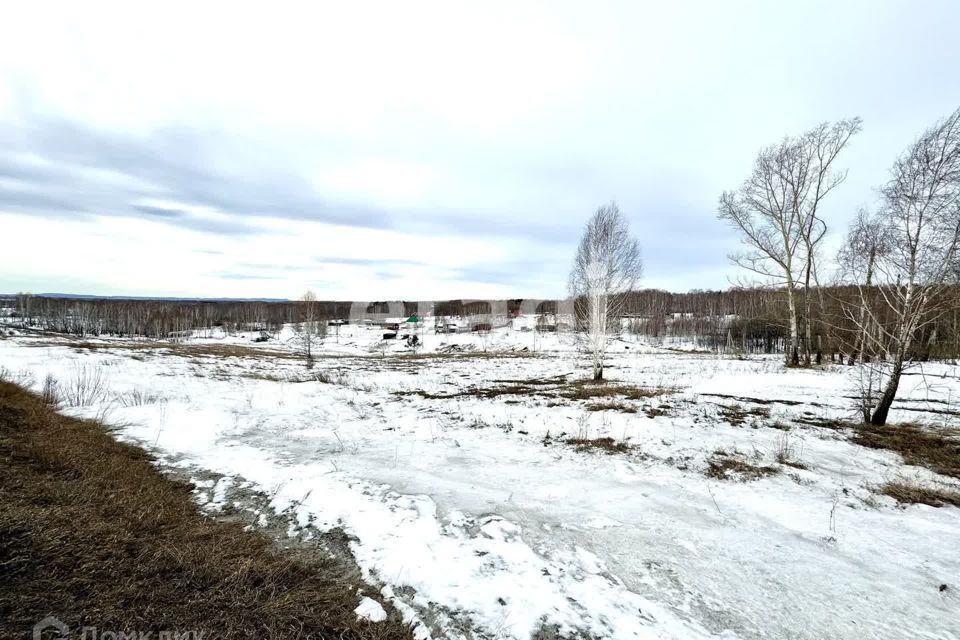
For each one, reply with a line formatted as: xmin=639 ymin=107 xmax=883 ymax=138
xmin=563 ymin=436 xmax=633 ymax=454
xmin=0 ymin=366 xmax=36 ymax=388
xmin=115 ymin=388 xmax=164 ymax=407
xmin=774 ymin=433 xmax=809 ymax=470
xmin=706 ymin=450 xmax=779 ymax=481
xmin=717 ymin=402 xmax=770 ymax=427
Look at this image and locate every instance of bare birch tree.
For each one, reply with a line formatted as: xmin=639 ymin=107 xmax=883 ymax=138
xmin=847 ymin=107 xmax=960 ymax=425
xmin=837 ymin=208 xmax=892 ymax=365
xmin=569 ymin=202 xmax=643 ymax=381
xmin=296 ymin=290 xmax=324 ymax=362
xmin=796 ymin=119 xmax=863 ymax=364
xmin=719 ymin=118 xmax=861 ymax=366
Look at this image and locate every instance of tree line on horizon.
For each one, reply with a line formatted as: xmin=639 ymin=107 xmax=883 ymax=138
xmin=6 ymin=284 xmax=960 ymax=362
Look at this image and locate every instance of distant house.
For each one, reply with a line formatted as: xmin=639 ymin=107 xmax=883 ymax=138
xmin=400 ymin=314 xmax=423 ymax=337
xmin=436 ymin=320 xmax=460 ymax=334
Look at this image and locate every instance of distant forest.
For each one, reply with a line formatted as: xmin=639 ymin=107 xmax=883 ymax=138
xmin=4 ymin=287 xmax=959 ymax=361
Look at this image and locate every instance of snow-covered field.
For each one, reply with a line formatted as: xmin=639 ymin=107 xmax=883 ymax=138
xmin=1 ymin=323 xmax=958 ymax=640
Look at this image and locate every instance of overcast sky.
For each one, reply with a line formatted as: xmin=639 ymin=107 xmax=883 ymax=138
xmin=1 ymin=1 xmax=959 ymax=300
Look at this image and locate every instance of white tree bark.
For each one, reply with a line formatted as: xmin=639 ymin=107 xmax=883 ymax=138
xmin=569 ymin=203 xmax=643 ymax=381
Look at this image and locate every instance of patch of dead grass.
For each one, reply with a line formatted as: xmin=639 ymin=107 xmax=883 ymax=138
xmin=881 ymin=482 xmax=960 ymax=508
xmin=644 ymin=404 xmax=673 ymax=419
xmin=31 ymin=339 xmax=302 ymax=361
xmin=852 ymin=422 xmax=960 ymax=479
xmin=0 ymin=380 xmax=412 ymax=640
xmin=585 ymin=400 xmax=638 ymax=413
xmin=563 ymin=437 xmax=633 ymax=454
xmin=718 ymin=403 xmax=771 ymax=427
xmin=557 ymin=380 xmax=674 ymax=401
xmin=394 ymin=377 xmax=674 ymax=405
xmin=706 ymin=450 xmax=779 ymax=481
xmin=396 ymin=378 xmax=675 ymax=404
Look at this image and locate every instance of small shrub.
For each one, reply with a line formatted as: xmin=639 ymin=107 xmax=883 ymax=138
xmin=0 ymin=367 xmax=36 ymax=388
xmin=315 ymin=371 xmax=348 ymax=385
xmin=775 ymin=433 xmax=809 ymax=469
xmin=41 ymin=374 xmax=60 ymax=406
xmin=62 ymin=362 xmax=109 ymax=407
xmin=116 ymin=388 xmax=163 ymax=407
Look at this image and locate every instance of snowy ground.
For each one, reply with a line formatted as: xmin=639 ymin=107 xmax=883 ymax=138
xmin=1 ymin=323 xmax=958 ymax=640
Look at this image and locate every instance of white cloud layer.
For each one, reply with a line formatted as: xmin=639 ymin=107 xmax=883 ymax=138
xmin=1 ymin=1 xmax=959 ymax=298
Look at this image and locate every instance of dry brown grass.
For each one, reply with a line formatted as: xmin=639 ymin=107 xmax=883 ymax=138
xmin=585 ymin=400 xmax=639 ymax=413
xmin=0 ymin=381 xmax=412 ymax=640
xmin=644 ymin=404 xmax=673 ymax=419
xmin=881 ymin=482 xmax=960 ymax=508
xmin=563 ymin=437 xmax=633 ymax=454
xmin=557 ymin=380 xmax=674 ymax=401
xmin=705 ymin=451 xmax=779 ymax=481
xmin=851 ymin=422 xmax=960 ymax=479
xmin=395 ymin=377 xmax=674 ymax=404
xmin=393 ymin=384 xmax=540 ymax=400
xmin=391 ymin=350 xmax=537 ymax=361
xmin=31 ymin=339 xmax=302 ymax=361
xmin=717 ymin=403 xmax=771 ymax=427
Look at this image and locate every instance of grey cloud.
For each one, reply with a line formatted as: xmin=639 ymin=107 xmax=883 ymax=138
xmin=0 ymin=113 xmax=391 ymax=233
xmin=219 ymin=272 xmax=285 ymax=281
xmin=130 ymin=204 xmax=263 ymax=235
xmin=133 ymin=205 xmax=185 ymax=219
xmin=0 ymin=110 xmax=589 ymax=244
xmin=315 ymin=256 xmax=427 ymax=267
xmin=239 ymin=261 xmax=312 ymax=271
xmin=0 ymin=188 xmax=90 ymax=216
xmin=178 ymin=217 xmax=266 ymax=236
xmin=410 ymin=214 xmax=578 ymax=245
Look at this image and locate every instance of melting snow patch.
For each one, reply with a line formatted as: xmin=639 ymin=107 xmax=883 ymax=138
xmin=355 ymin=596 xmax=387 ymax=622
xmin=201 ymin=476 xmax=232 ymax=512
